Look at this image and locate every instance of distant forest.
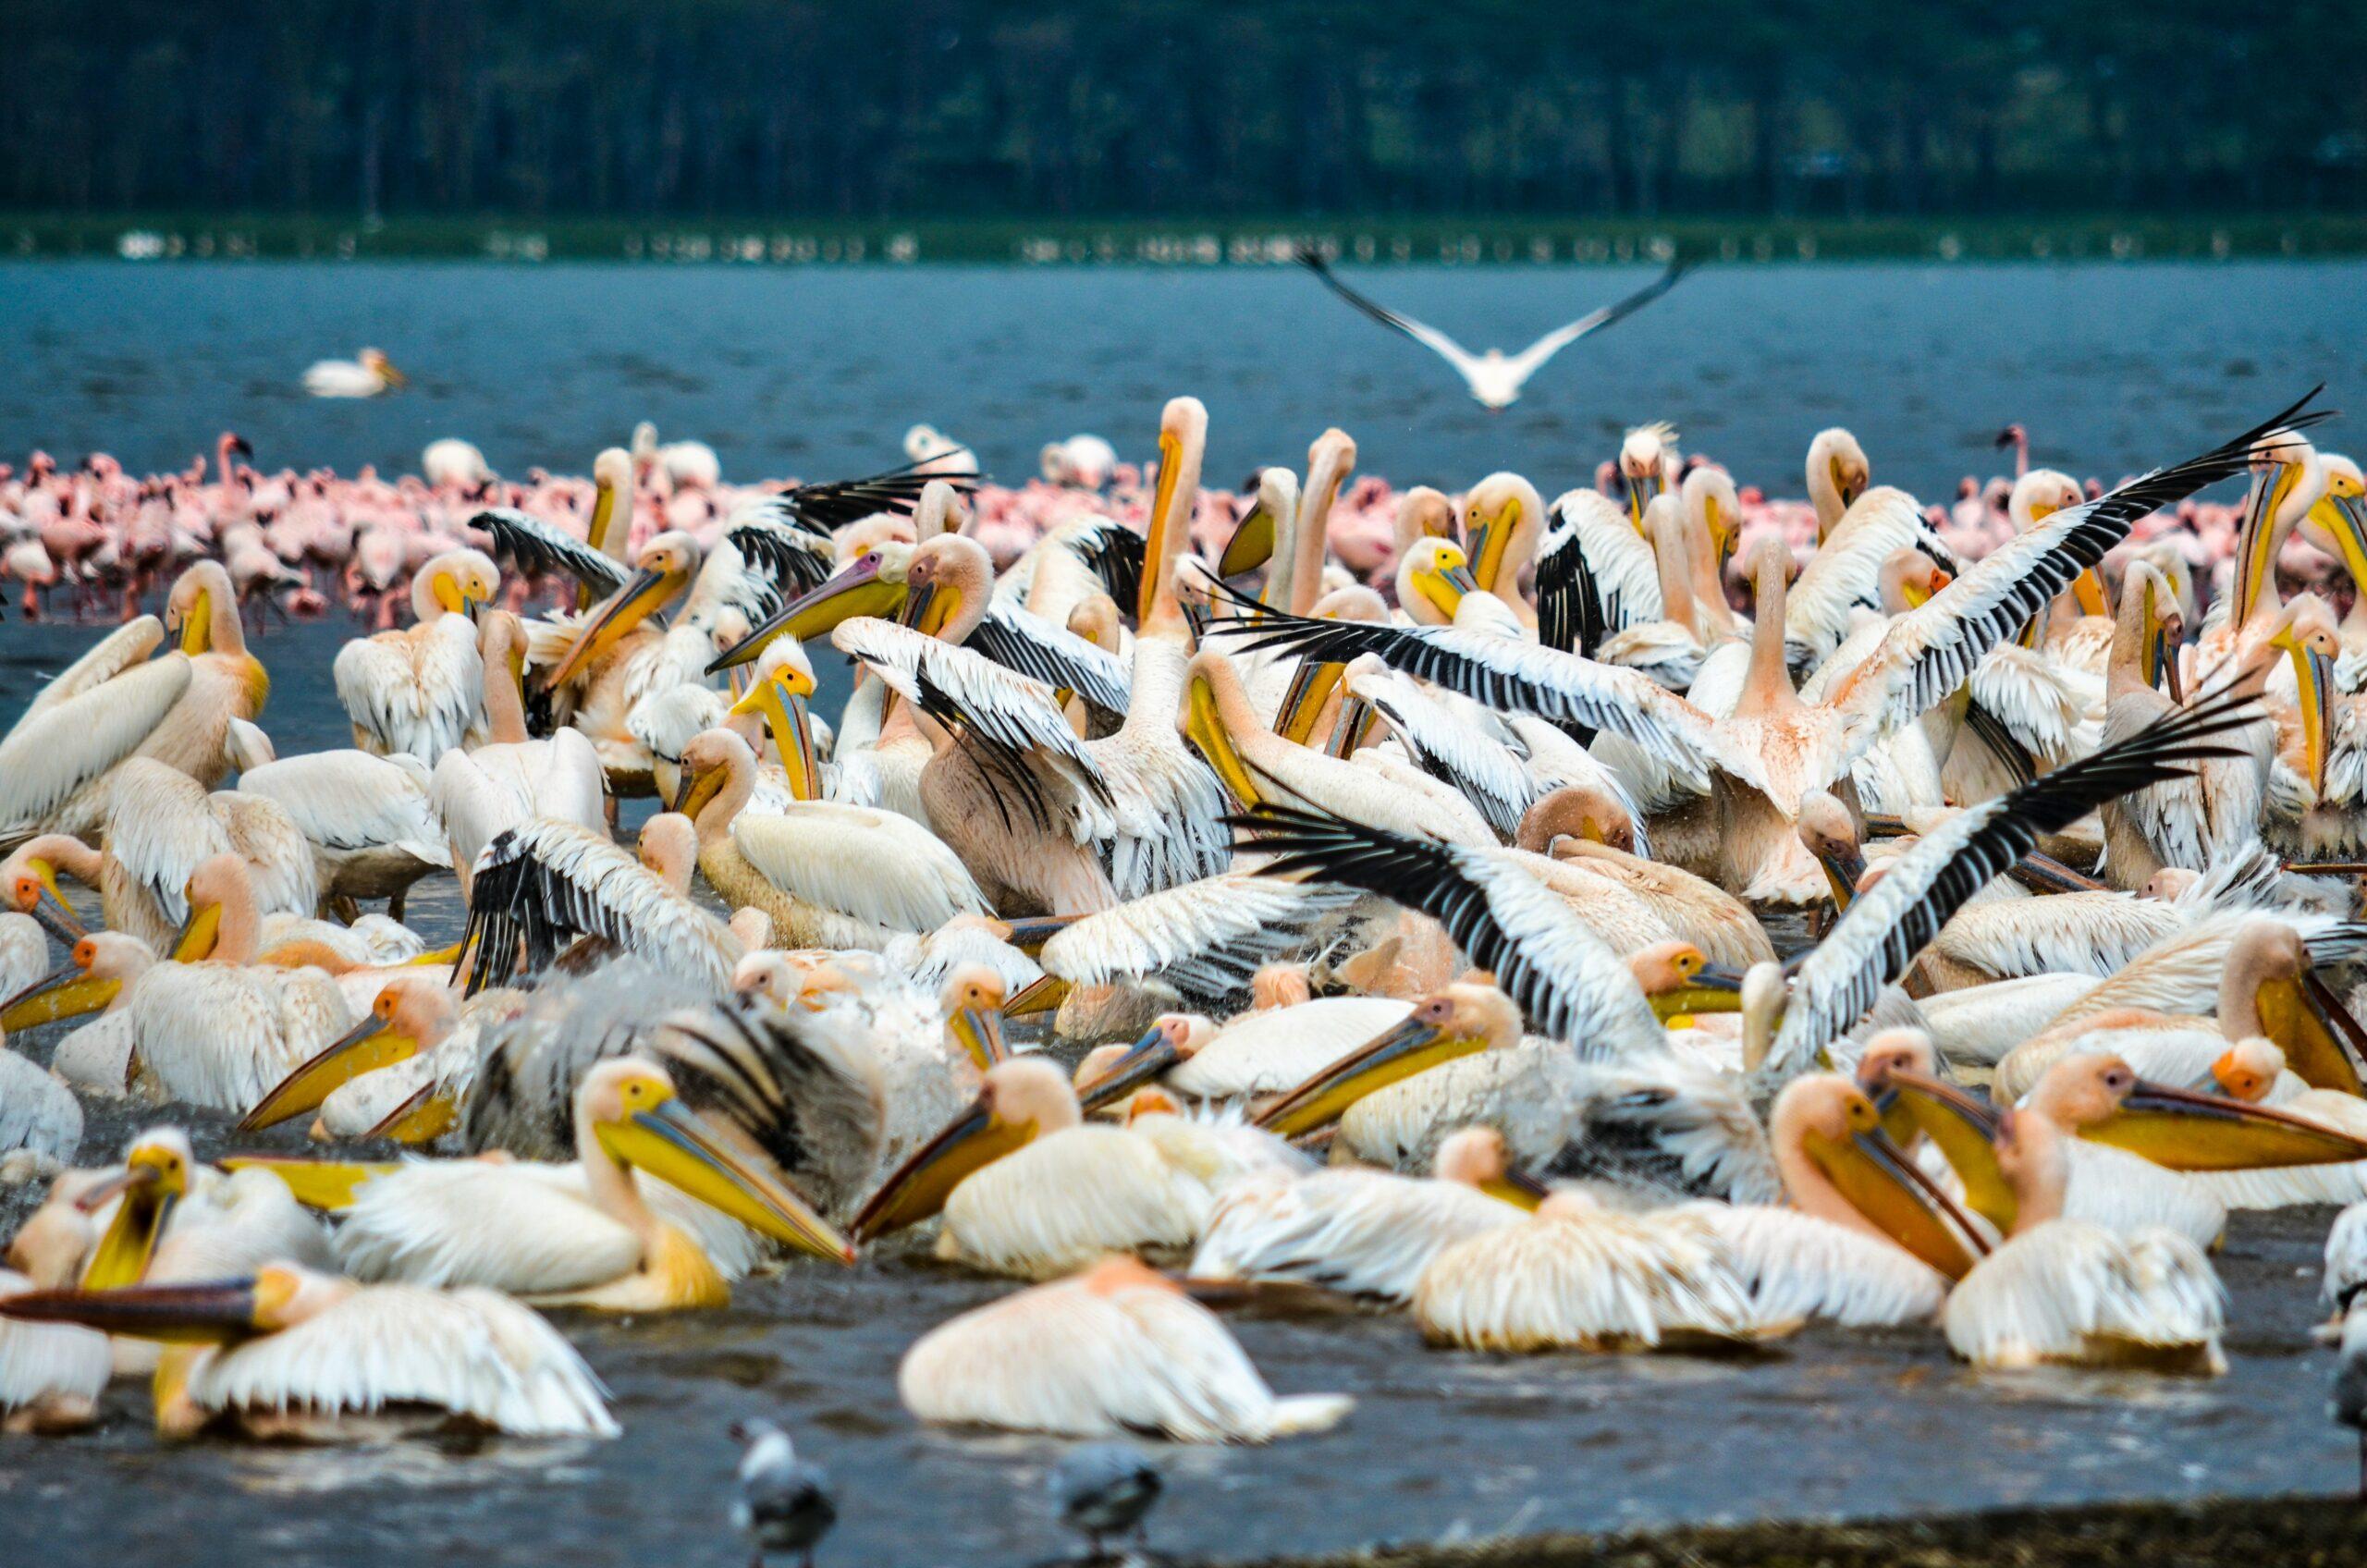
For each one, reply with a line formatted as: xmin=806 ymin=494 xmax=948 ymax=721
xmin=6 ymin=0 xmax=2360 ymax=219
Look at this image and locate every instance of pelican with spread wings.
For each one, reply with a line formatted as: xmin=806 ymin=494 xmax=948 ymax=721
xmin=1296 ymin=248 xmax=1689 ymax=409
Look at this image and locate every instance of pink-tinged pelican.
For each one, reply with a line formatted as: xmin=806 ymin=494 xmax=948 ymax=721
xmin=0 ymin=617 xmax=192 ymax=849
xmin=330 ymin=1059 xmax=854 ymax=1306
xmin=331 ymin=548 xmax=500 ymax=761
xmin=222 ymin=720 xmax=450 ymax=922
xmin=0 ymin=1264 xmax=615 ymax=1441
xmin=852 ymin=1057 xmax=1299 ymax=1279
xmin=458 ymin=817 xmax=743 ymax=994
xmin=429 ymin=610 xmax=606 ymax=901
xmin=898 ymin=1254 xmax=1352 ymax=1442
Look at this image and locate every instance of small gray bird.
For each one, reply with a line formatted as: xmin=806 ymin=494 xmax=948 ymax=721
xmin=1049 ymin=1441 xmax=1163 ymax=1559
xmin=2334 ymin=1305 xmax=2367 ymax=1499
xmin=731 ymin=1418 xmax=837 ymax=1568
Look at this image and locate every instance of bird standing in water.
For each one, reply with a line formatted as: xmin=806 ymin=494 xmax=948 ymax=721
xmin=1049 ymin=1441 xmax=1164 ymax=1560
xmin=732 ymin=1417 xmax=838 ymax=1568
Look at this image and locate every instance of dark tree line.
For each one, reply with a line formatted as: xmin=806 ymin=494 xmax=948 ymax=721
xmin=4 ymin=0 xmax=2361 ymax=219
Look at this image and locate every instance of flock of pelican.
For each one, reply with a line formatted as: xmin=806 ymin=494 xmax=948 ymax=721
xmin=5 ymin=389 xmax=2367 ymax=1525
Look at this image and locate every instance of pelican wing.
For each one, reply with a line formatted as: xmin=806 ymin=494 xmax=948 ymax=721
xmin=725 ymin=509 xmax=835 ymax=605
xmin=1066 ymin=519 xmax=1147 ymax=617
xmin=967 ymin=603 xmax=1133 ymax=717
xmin=1349 ymin=664 xmax=1542 ymax=839
xmin=1207 ymin=584 xmax=1714 ymax=791
xmin=1827 ymin=393 xmax=2332 ymax=752
xmin=460 ymin=820 xmax=742 ymax=994
xmin=779 ymin=462 xmax=977 ymax=533
xmin=470 ymin=508 xmax=629 ymax=599
xmin=0 ymin=652 xmax=190 ymax=840
xmin=731 ymin=804 xmax=989 ymax=935
xmin=1191 ymin=1169 xmax=1521 ymax=1304
xmin=332 ymin=620 xmax=484 ymax=763
xmin=240 ymin=753 xmax=448 ymax=864
xmin=18 ymin=617 xmax=165 ymax=724
xmin=1295 ymin=248 xmax=1483 ymax=374
xmin=1770 ymin=690 xmax=2261 ymax=1074
xmin=1784 ymin=489 xmax=1935 ymax=672
xmin=190 ymin=1283 xmax=617 ymax=1439
xmin=1501 ymin=260 xmax=1690 ymax=376
xmin=1233 ymin=802 xmax=1668 ymax=1060
xmin=1542 ymin=490 xmax=1661 ymax=647
xmin=1041 ymin=871 xmax=1359 ymax=1002
xmin=336 ymin=1162 xmax=643 ymax=1294
xmin=104 ymin=759 xmax=232 ymax=926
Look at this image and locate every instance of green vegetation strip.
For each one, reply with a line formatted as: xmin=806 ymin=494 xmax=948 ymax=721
xmin=7 ymin=215 xmax=2367 ymax=264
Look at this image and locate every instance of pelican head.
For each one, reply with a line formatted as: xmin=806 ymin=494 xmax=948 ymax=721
xmin=2234 ymin=427 xmax=2326 ymax=621
xmin=1515 ymin=784 xmax=1636 ymax=856
xmin=1180 ymin=650 xmax=1264 ymax=809
xmin=1795 ymin=790 xmax=1868 ymax=911
xmin=1 ymin=930 xmax=147 ymax=1031
xmin=2008 ymin=469 xmax=2085 ymax=532
xmin=1627 ymin=940 xmax=1746 ymax=1023
xmin=1219 ymin=467 xmax=1298 ymax=578
xmin=1806 ymin=428 xmax=1869 ymax=538
xmin=724 ymin=648 xmax=821 ymax=800
xmin=164 ymin=560 xmax=238 ymax=656
xmin=1141 ymin=397 xmax=1210 ymax=625
xmin=940 ymin=964 xmax=1011 ymax=1071
xmin=1772 ymin=1074 xmax=1987 ymax=1280
xmin=1394 ymin=536 xmax=1479 ymax=627
xmin=546 ymin=532 xmax=700 ymax=690
xmin=582 ymin=1058 xmax=854 ymax=1264
xmin=2208 ymin=1036 xmax=2287 ymax=1104
xmin=1394 ymin=485 xmax=1459 ymax=557
xmin=2264 ymin=595 xmax=2339 ymax=796
xmin=2222 ymin=917 xmax=2366 ymax=1096
xmin=1435 ymin=1125 xmax=1549 ymax=1209
xmin=238 ymin=977 xmax=454 ymax=1133
xmin=901 ymin=533 xmax=992 ymax=641
xmin=414 ymin=547 xmax=500 ymax=620
xmin=2 ymin=835 xmax=89 ymax=944
xmin=1681 ymin=466 xmax=1743 ymax=565
xmin=1073 ymin=1013 xmax=1211 ymax=1115
xmin=674 ymin=729 xmax=756 ymax=823
xmin=1618 ymin=424 xmax=1675 ymax=530
xmin=173 ymin=853 xmax=252 ymax=962
xmin=853 ymin=1057 xmax=1082 ymax=1241
xmin=2035 ymin=1051 xmax=2367 ymax=1171
xmin=2116 ymin=560 xmax=2187 ymax=703
xmin=1254 ymin=981 xmax=1522 ymax=1138
xmin=72 ymin=1126 xmax=197 ymax=1290
xmin=1852 ymin=1031 xmax=2017 ymax=1233
xmin=359 ymin=348 xmax=407 ymax=389
xmin=710 ymin=542 xmax=913 ymax=672
xmin=1463 ymin=472 xmax=1541 ymax=597
xmin=1879 ymin=549 xmax=1952 ymax=613
xmin=2304 ymin=453 xmax=2367 ymax=594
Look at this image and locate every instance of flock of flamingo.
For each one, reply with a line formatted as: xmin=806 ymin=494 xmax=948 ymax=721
xmin=7 ymin=382 xmax=2367 ymax=1562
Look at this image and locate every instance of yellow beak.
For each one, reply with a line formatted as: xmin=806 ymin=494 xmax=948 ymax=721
xmin=2081 ymin=1077 xmax=2367 ymax=1170
xmin=1220 ymin=497 xmax=1277 ymax=579
xmin=1872 ymin=1067 xmax=2018 ymax=1235
xmin=1140 ymin=430 xmax=1184 ymax=624
xmin=1646 ymin=965 xmax=1748 ymax=1023
xmin=235 ymin=1015 xmax=421 ymax=1133
xmin=1183 ymin=669 xmax=1264 ymax=809
xmin=595 ymin=1097 xmax=855 ymax=1264
xmin=170 ymin=900 xmax=223 ymax=962
xmin=1001 ymin=973 xmax=1070 ymax=1017
xmin=74 ymin=1164 xmax=177 ymax=1290
xmin=948 ymin=1007 xmax=1010 ymax=1072
xmin=366 ymin=1084 xmax=460 ymax=1145
xmin=709 ymin=553 xmax=904 ymax=673
xmin=1074 ymin=1023 xmax=1182 ymax=1115
xmin=1253 ymin=1013 xmax=1490 ymax=1139
xmin=1412 ymin=559 xmax=1478 ymax=624
xmin=545 ymin=564 xmax=679 ymax=690
xmin=0 ymin=1278 xmax=264 ymax=1346
xmin=2273 ymin=630 xmax=2334 ymax=797
xmin=1802 ymin=1116 xmax=1989 ymax=1281
xmin=1272 ymin=657 xmax=1345 ymax=747
xmin=851 ymin=1098 xmax=1036 ymax=1241
xmin=216 ymin=1155 xmax=399 ymax=1211
xmin=0 ymin=962 xmax=118 ymax=1032
xmin=2251 ymin=973 xmax=2367 ymax=1097
xmin=17 ymin=859 xmax=86 ymax=942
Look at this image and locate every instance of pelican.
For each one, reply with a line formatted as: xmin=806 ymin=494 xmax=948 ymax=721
xmin=331 ymin=547 xmax=499 ymax=761
xmin=1804 ymin=428 xmax=1871 ymax=540
xmin=2183 ymin=1038 xmax=2367 ymax=1210
xmin=0 ymin=1268 xmax=110 ymax=1431
xmin=673 ymin=726 xmax=989 ymax=952
xmin=1410 ymin=1190 xmax=1776 ymax=1353
xmin=459 ymin=817 xmax=744 ymax=994
xmin=0 ymin=1023 xmax=80 ymax=1179
xmin=0 ymin=616 xmax=191 ymax=848
xmin=1074 ymin=995 xmax=1416 ymax=1109
xmin=302 ymin=347 xmax=407 ymax=398
xmin=2 ymin=931 xmax=153 ymax=1095
xmin=1187 ymin=1126 xmax=1543 ymax=1305
xmin=535 ymin=530 xmax=704 ymax=794
xmin=1534 ymin=486 xmax=1659 ymax=655
xmin=1295 ymin=247 xmax=1686 ymax=409
xmin=222 ymin=720 xmax=450 ymax=922
xmin=1 ymin=1264 xmax=617 ymax=1440
xmin=1939 ymin=1103 xmax=2225 ymax=1373
xmin=153 ymin=560 xmax=273 ymax=790
xmin=898 ymin=1253 xmax=1351 ymax=1442
xmin=331 ymin=1059 xmax=854 ymax=1305
xmin=429 ymin=610 xmax=606 ymax=900
xmin=851 ymin=1057 xmax=1301 ymax=1279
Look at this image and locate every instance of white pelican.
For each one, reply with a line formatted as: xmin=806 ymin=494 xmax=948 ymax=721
xmin=1534 ymin=486 xmax=1659 ymax=655
xmin=0 ymin=1268 xmax=110 ymax=1432
xmin=2 ymin=931 xmax=153 ymax=1095
xmin=1026 ymin=870 xmax=1361 ymax=1022
xmin=1187 ymin=1126 xmax=1543 ymax=1305
xmin=458 ymin=817 xmax=744 ymax=994
xmin=25 ymin=1127 xmax=332 ymax=1294
xmin=898 ymin=1253 xmax=1351 ymax=1442
xmin=429 ymin=610 xmax=606 ymax=900
xmin=332 ymin=547 xmax=499 ymax=761
xmin=1804 ymin=428 xmax=1871 ymax=539
xmin=119 ymin=854 xmax=351 ymax=1113
xmin=534 ymin=530 xmax=705 ymax=795
xmin=332 ymin=1059 xmax=854 ymax=1305
xmin=302 ymin=347 xmax=407 ymax=398
xmin=1296 ymin=247 xmax=1686 ymax=409
xmin=1940 ymin=1104 xmax=2225 ymax=1373
xmin=2182 ymin=1038 xmax=2367 ymax=1210
xmin=223 ymin=720 xmax=450 ymax=921
xmin=0 ymin=1023 xmax=80 ymax=1180
xmin=2 ymin=1264 xmax=617 ymax=1440
xmin=673 ymin=725 xmax=989 ymax=951
xmin=852 ymin=1057 xmax=1301 ymax=1279
xmin=0 ymin=616 xmax=191 ymax=847
xmin=1411 ymin=1190 xmax=1775 ymax=1353
xmin=1073 ymin=995 xmax=1416 ymax=1109
xmin=421 ymin=436 xmax=491 ymax=488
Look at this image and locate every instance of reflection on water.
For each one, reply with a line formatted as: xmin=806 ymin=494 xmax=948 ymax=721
xmin=228 ymin=1438 xmax=607 ymax=1497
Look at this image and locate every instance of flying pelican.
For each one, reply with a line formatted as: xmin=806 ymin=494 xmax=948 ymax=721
xmin=331 ymin=1059 xmax=855 ymax=1305
xmin=852 ymin=1057 xmax=1301 ymax=1278
xmin=898 ymin=1253 xmax=1352 ymax=1441
xmin=301 ymin=348 xmax=407 ymax=398
xmin=222 ymin=720 xmax=450 ymax=922
xmin=332 ymin=547 xmax=499 ymax=761
xmin=1186 ymin=1125 xmax=1543 ymax=1305
xmin=1 ymin=1264 xmax=616 ymax=1440
xmin=1295 ymin=248 xmax=1686 ymax=410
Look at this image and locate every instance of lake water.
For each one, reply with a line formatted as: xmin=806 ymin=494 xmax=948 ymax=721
xmin=4 ymin=263 xmax=2366 ymax=1567
xmin=4 ymin=262 xmax=2364 ymax=495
